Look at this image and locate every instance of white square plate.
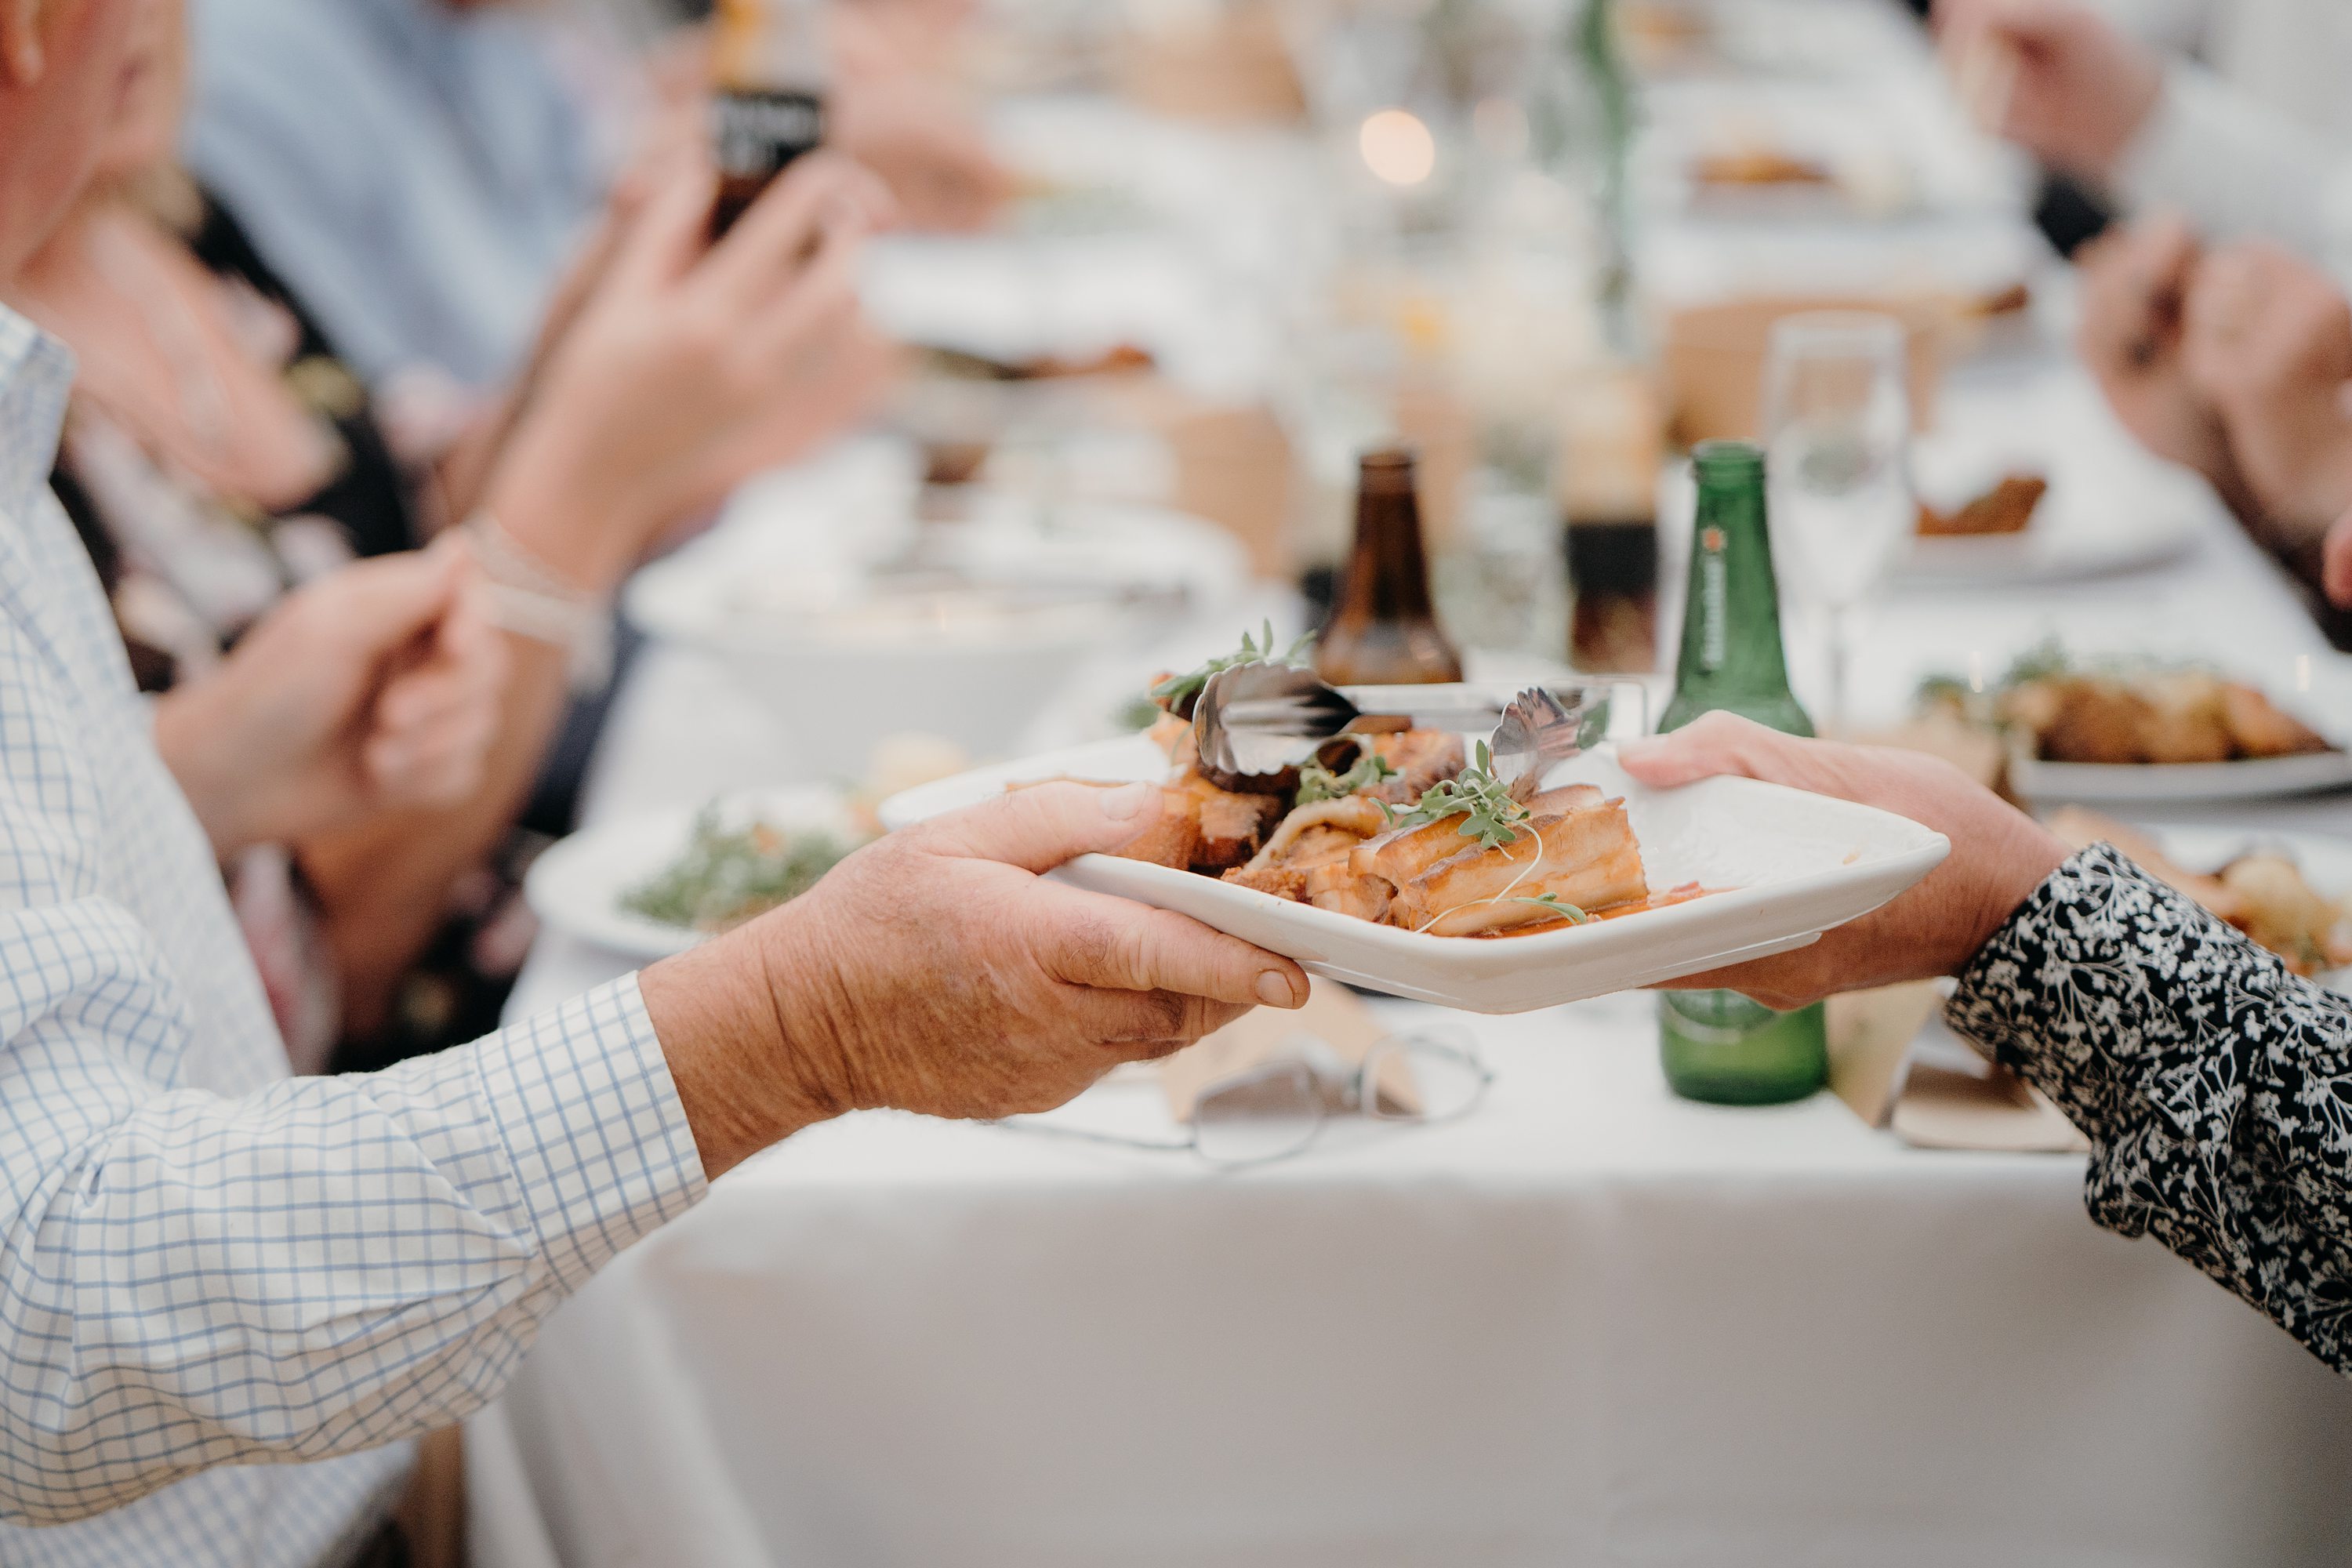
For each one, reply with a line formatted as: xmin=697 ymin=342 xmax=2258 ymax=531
xmin=880 ymin=737 xmax=1951 ymax=1014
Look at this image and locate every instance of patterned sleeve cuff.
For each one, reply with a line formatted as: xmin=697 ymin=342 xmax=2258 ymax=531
xmin=1944 ymin=843 xmax=2300 ymax=1180
xmin=469 ymin=975 xmax=709 ymax=1294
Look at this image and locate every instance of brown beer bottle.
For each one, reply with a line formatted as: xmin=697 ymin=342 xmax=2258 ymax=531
xmin=710 ymin=0 xmax=828 ymax=238
xmin=1316 ymin=448 xmax=1465 ymax=687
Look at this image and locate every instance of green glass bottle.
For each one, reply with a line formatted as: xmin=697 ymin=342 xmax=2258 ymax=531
xmin=1656 ymin=441 xmax=1828 ymax=1106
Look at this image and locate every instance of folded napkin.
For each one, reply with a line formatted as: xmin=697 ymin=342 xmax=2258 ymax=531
xmin=1828 ymin=983 xmax=2087 ymax=1154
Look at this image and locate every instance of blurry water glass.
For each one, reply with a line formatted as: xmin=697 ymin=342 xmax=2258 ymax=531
xmin=1761 ymin=312 xmax=1913 ymax=732
xmin=1192 ymin=1059 xmax=1325 ymax=1167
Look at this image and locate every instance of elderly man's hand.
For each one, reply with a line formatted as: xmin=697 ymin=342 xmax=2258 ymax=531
xmin=641 ymin=783 xmax=1308 ymax=1176
xmin=2074 ymin=214 xmax=2254 ymax=508
xmin=2182 ymin=241 xmax=2352 ymax=541
xmin=1933 ymin=0 xmax=2162 ymax=182
xmin=1618 ymin=715 xmax=2068 ymax=1011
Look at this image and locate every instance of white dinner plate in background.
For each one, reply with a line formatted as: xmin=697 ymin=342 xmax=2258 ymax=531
xmin=526 ymin=788 xmax=864 ymax=961
xmin=880 ymin=736 xmax=1950 ymax=1015
xmin=2011 ymin=749 xmax=2352 ymax=807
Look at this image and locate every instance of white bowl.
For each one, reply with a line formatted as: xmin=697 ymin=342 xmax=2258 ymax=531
xmin=627 ymin=501 xmax=1246 ymax=765
xmin=880 ymin=736 xmax=1951 ymax=1014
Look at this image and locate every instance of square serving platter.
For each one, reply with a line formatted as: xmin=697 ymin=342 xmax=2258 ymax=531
xmin=880 ymin=736 xmax=1951 ymax=1014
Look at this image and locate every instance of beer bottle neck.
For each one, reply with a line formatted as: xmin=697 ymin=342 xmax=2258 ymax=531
xmin=1339 ymin=492 xmax=1440 ymax=622
xmin=1662 ymin=464 xmax=1812 ymax=738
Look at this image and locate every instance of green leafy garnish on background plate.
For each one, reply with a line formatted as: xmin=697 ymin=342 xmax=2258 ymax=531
xmin=622 ymin=810 xmax=857 ymax=935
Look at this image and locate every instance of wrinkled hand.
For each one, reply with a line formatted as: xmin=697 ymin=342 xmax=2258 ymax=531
xmin=1618 ymin=714 xmax=2067 ymax=1011
xmin=485 ymin=151 xmax=901 ymax=592
xmin=2182 ymin=241 xmax=2352 ymax=541
xmin=2074 ymin=214 xmax=2249 ymax=503
xmin=640 ymin=782 xmax=1309 ymax=1177
xmin=154 ymin=543 xmax=507 ymax=859
xmin=1933 ymin=0 xmax=2163 ymax=182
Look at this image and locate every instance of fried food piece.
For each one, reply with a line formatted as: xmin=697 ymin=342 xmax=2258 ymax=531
xmin=1363 ymin=731 xmax=1468 ymax=806
xmin=1225 ymin=796 xmax=1392 ymax=910
xmin=1917 ymin=475 xmax=2047 ymax=538
xmin=1693 ymin=150 xmax=1833 ymax=188
xmin=1180 ymin=776 xmax=1284 ymax=870
xmin=2220 ymin=855 xmax=2352 ymax=975
xmin=1388 ymin=793 xmax=1648 ymax=938
xmin=2136 ymin=672 xmax=2235 ymax=765
xmin=2220 ymin=682 xmax=2332 ymax=758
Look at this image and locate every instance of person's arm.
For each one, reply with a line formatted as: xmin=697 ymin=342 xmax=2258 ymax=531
xmin=1947 ymin=844 xmax=2352 ymax=1373
xmin=2111 ymin=60 xmax=2342 ymax=263
xmin=298 ymin=154 xmax=898 ymax=1035
xmin=1619 ymin=714 xmax=2352 ymax=1373
xmin=1 ymin=583 xmax=1302 ymax=1529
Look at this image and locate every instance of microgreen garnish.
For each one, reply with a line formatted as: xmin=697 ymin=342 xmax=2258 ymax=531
xmin=1510 ymin=893 xmax=1592 ymax=924
xmin=1151 ymin=622 xmax=1316 ymax=714
xmin=1378 ymin=742 xmax=1531 ymax=851
xmin=1296 ymin=745 xmax=1399 ymax=808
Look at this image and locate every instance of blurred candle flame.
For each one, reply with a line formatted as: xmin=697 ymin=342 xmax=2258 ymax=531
xmin=1361 ymin=109 xmax=1436 ymax=187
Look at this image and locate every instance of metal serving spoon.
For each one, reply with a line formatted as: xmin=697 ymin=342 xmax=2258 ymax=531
xmin=1192 ymin=663 xmax=1614 ymax=795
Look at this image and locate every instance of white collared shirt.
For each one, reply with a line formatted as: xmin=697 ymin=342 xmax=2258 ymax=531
xmin=0 ymin=305 xmax=706 ymax=1564
xmin=2101 ymin=0 xmax=2352 ymax=285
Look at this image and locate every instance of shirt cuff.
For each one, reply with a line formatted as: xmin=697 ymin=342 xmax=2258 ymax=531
xmin=470 ymin=975 xmax=709 ymax=1294
xmin=1943 ymin=843 xmax=2292 ymax=1180
xmin=2113 ymin=62 xmax=2335 ymax=258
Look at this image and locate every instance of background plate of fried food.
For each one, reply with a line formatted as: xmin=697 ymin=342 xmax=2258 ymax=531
xmin=1973 ymin=652 xmax=2352 ymax=805
xmin=2049 ymin=811 xmax=2352 ymax=988
xmin=880 ymin=734 xmax=1951 ymax=1015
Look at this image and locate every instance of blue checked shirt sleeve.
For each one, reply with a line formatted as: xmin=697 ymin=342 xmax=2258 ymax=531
xmin=0 ymin=974 xmax=707 ymax=1526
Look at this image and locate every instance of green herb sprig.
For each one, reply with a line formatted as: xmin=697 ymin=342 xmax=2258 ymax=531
xmin=1150 ymin=622 xmax=1316 ymax=714
xmin=622 ymin=810 xmax=855 ymax=934
xmin=1295 ymin=745 xmax=1399 ymax=808
xmin=1510 ymin=893 xmax=1592 ymax=924
xmin=1379 ymin=742 xmax=1531 ymax=851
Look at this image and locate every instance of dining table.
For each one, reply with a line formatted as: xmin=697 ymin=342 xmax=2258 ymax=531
xmin=466 ymin=8 xmax=2352 ymax=1562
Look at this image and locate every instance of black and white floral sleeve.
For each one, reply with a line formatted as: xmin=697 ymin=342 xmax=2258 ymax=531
xmin=1947 ymin=843 xmax=2352 ymax=1374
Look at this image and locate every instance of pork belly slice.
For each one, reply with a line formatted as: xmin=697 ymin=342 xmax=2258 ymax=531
xmin=1351 ymin=784 xmax=1604 ymax=887
xmin=1224 ymin=797 xmax=1390 ymax=906
xmin=1388 ymin=795 xmax=1647 ymax=938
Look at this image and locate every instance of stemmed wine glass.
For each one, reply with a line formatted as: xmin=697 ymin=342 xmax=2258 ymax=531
xmin=1760 ymin=312 xmax=1915 ymax=735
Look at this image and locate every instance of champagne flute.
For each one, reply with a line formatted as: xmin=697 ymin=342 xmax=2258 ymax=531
xmin=1760 ymin=312 xmax=1914 ymax=735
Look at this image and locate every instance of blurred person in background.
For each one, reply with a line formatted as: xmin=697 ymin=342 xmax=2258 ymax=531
xmin=1623 ymin=714 xmax=2352 ymax=1379
xmin=1934 ymin=0 xmax=2352 ymax=280
xmin=1933 ymin=0 xmax=2352 ymax=641
xmin=16 ymin=0 xmax=899 ymax=1073
xmin=0 ymin=5 xmax=1301 ymax=1562
xmin=185 ymin=0 xmax=1007 ymax=414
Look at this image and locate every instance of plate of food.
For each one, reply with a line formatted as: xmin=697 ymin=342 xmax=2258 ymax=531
xmin=1923 ymin=642 xmax=2350 ymax=804
xmin=2049 ymin=811 xmax=2352 ymax=986
xmin=878 ymin=647 xmax=1951 ymax=1014
xmin=525 ymin=789 xmax=875 ymax=960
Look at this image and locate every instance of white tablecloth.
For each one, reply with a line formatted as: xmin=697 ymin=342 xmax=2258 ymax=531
xmin=473 ymin=437 xmax=2352 ymax=1568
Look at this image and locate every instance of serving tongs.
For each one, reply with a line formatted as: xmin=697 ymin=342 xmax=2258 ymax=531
xmin=1193 ymin=663 xmax=1614 ymax=796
